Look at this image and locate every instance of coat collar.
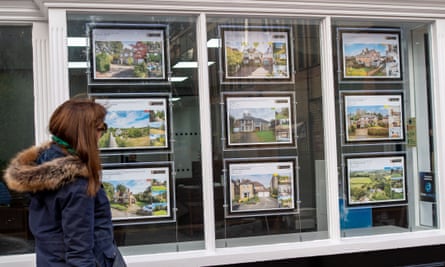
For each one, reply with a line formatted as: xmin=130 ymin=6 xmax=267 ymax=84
xmin=3 ymin=142 xmax=89 ymax=193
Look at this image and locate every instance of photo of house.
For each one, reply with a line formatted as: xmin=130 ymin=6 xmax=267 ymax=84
xmin=226 ymin=95 xmax=294 ymax=147
xmin=341 ymin=30 xmax=400 ymax=79
xmin=92 ymin=27 xmax=165 ymax=80
xmin=222 ymin=26 xmax=290 ymax=80
xmin=344 ymin=94 xmax=403 ymax=142
xmin=102 ymin=166 xmax=171 ymax=220
xmin=228 ymin=160 xmax=296 ymax=214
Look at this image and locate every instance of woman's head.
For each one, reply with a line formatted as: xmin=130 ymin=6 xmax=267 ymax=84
xmin=49 ymin=98 xmax=107 ymax=195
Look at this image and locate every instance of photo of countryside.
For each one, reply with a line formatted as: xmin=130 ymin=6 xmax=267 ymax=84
xmin=348 ymin=159 xmax=405 ymax=205
xmin=99 ymin=108 xmax=167 ymax=149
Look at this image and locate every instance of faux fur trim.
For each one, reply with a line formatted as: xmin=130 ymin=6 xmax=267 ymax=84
xmin=3 ymin=142 xmax=89 ymax=193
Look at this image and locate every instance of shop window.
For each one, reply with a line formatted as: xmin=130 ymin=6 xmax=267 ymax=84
xmin=206 ymin=17 xmax=328 ymax=247
xmin=331 ymin=20 xmax=437 ymax=236
xmin=0 ymin=26 xmax=35 ymax=255
xmin=67 ymin=13 xmax=205 ymax=253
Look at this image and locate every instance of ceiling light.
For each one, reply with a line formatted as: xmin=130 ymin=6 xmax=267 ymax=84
xmin=67 ymin=37 xmax=89 ymax=47
xmin=207 ymin=38 xmax=220 ymax=48
xmin=68 ymin=62 xmax=89 ymax=69
xmin=172 ymin=61 xmax=215 ymax=69
xmin=173 ymin=62 xmax=198 ymax=68
xmin=169 ymin=77 xmax=188 ymax=82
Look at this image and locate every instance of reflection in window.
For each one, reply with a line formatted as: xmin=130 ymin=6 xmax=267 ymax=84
xmin=0 ymin=26 xmax=35 ymax=255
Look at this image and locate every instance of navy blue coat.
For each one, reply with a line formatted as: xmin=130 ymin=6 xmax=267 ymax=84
xmin=4 ymin=143 xmax=117 ymax=267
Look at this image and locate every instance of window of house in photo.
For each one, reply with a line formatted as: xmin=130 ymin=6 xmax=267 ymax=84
xmin=331 ymin=19 xmax=437 ymax=237
xmin=206 ymin=16 xmax=328 ymax=247
xmin=0 ymin=25 xmax=35 ymax=255
xmin=67 ymin=13 xmax=205 ymax=253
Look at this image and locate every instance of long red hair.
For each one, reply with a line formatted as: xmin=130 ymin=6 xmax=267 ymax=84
xmin=49 ymin=98 xmax=106 ymax=196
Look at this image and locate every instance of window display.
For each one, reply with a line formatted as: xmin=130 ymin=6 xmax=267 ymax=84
xmin=333 ymin=21 xmax=436 ymax=237
xmin=222 ymin=92 xmax=296 ymax=149
xmin=345 ymin=154 xmax=407 ymax=206
xmin=89 ymin=24 xmax=168 ymax=82
xmin=337 ymin=27 xmax=402 ymax=82
xmin=0 ymin=1 xmax=441 ymax=265
xmin=224 ymin=157 xmax=298 ymax=217
xmin=67 ymin=13 xmax=204 ymax=251
xmin=208 ymin=16 xmax=326 ymax=246
xmin=102 ymin=163 xmax=175 ymax=223
xmin=342 ymin=92 xmax=404 ymax=143
xmin=96 ymin=97 xmax=170 ymax=151
xmin=220 ymin=25 xmax=293 ymax=83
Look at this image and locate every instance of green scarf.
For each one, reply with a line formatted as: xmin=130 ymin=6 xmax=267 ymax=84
xmin=51 ymin=135 xmax=77 ymax=155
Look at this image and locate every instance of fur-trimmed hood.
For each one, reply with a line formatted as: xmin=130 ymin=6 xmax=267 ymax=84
xmin=3 ymin=142 xmax=89 ymax=193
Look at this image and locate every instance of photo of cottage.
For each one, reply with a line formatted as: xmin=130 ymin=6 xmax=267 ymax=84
xmin=341 ymin=30 xmax=400 ymax=79
xmin=344 ymin=94 xmax=404 ymax=142
xmin=222 ymin=26 xmax=290 ymax=80
xmin=92 ymin=27 xmax=165 ymax=80
xmin=225 ymin=95 xmax=294 ymax=147
xmin=228 ymin=160 xmax=296 ymax=214
xmin=102 ymin=166 xmax=171 ymax=220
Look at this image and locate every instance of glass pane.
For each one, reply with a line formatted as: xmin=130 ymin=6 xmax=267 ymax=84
xmin=207 ymin=16 xmax=328 ymax=247
xmin=67 ymin=13 xmax=204 ymax=253
xmin=331 ymin=19 xmax=436 ymax=237
xmin=0 ymin=26 xmax=35 ymax=255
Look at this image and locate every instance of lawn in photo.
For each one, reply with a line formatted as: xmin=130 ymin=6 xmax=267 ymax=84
xmin=102 ymin=166 xmax=171 ymax=220
xmin=347 ymin=155 xmax=406 ymax=205
xmin=97 ymin=98 xmax=168 ymax=150
xmin=341 ymin=29 xmax=401 ymax=79
xmin=345 ymin=94 xmax=403 ymax=142
xmin=226 ymin=95 xmax=293 ymax=147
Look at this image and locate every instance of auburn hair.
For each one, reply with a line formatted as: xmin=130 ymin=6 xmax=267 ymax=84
xmin=49 ymin=98 xmax=106 ymax=196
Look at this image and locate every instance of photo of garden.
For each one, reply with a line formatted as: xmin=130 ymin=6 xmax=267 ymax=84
xmin=222 ymin=27 xmax=290 ymax=80
xmin=92 ymin=28 xmax=165 ymax=80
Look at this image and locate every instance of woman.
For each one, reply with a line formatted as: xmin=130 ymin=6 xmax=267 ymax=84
xmin=3 ymin=98 xmax=123 ymax=267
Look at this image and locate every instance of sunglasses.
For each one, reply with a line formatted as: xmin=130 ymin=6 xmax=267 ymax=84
xmin=97 ymin=123 xmax=108 ymax=133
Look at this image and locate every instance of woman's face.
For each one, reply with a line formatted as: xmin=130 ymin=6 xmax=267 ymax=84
xmin=96 ymin=122 xmax=107 ymax=140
